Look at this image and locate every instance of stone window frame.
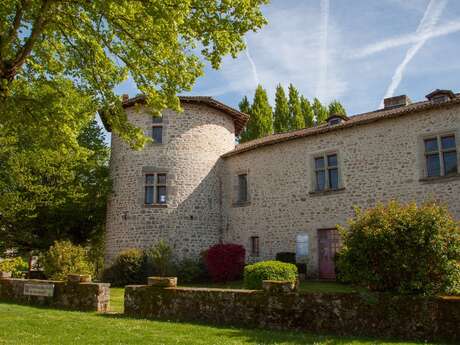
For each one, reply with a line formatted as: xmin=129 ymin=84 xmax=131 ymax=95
xmin=309 ymin=150 xmax=345 ymax=195
xmin=418 ymin=129 xmax=460 ymax=182
xmin=250 ymin=236 xmax=260 ymax=257
xmin=141 ymin=167 xmax=169 ymax=208
xmin=233 ymin=169 xmax=251 ymax=207
xmin=152 ymin=115 xmax=164 ymax=144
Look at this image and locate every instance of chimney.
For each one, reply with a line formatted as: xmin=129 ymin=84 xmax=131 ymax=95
xmin=122 ymin=94 xmax=129 ymax=102
xmin=383 ymin=95 xmax=412 ymax=109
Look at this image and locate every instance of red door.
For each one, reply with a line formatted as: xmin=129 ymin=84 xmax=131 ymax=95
xmin=318 ymin=229 xmax=341 ymax=280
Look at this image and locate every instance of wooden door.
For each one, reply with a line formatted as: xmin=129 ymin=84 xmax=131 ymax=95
xmin=318 ymin=229 xmax=341 ymax=280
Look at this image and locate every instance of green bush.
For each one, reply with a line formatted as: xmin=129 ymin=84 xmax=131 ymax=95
xmin=103 ymin=248 xmax=146 ymax=286
xmin=174 ymin=258 xmax=208 ymax=283
xmin=336 ymin=201 xmax=460 ymax=295
xmin=244 ymin=260 xmax=298 ymax=290
xmin=145 ymin=240 xmax=173 ymax=276
xmin=42 ymin=240 xmax=95 ymax=280
xmin=0 ymin=257 xmax=28 ymax=278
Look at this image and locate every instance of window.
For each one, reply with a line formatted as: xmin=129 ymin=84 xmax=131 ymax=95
xmin=237 ymin=174 xmax=248 ymax=203
xmin=144 ymin=173 xmax=167 ymax=205
xmin=152 ymin=116 xmax=163 ymax=143
xmin=424 ymin=135 xmax=457 ymax=177
xmin=250 ymin=236 xmax=259 ymax=257
xmin=314 ymin=153 xmax=339 ymax=191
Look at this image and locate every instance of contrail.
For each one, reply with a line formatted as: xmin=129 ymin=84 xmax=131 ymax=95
xmin=243 ymin=38 xmax=260 ymax=87
xmin=353 ymin=20 xmax=460 ymax=59
xmin=316 ymin=0 xmax=330 ymax=100
xmin=381 ymin=0 xmax=448 ymax=106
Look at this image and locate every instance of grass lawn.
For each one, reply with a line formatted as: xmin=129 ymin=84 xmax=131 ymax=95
xmin=0 ymin=302 xmax=445 ymax=345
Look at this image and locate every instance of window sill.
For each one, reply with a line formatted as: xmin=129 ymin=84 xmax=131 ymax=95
xmin=232 ymin=201 xmax=251 ymax=208
xmin=419 ymin=174 xmax=460 ymax=184
xmin=144 ymin=204 xmax=168 ymax=208
xmin=308 ymin=187 xmax=346 ymax=197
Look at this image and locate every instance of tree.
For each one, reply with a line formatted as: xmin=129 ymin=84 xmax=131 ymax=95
xmin=237 ymin=96 xmax=252 ymax=142
xmin=312 ymin=98 xmax=329 ymax=124
xmin=273 ymin=84 xmax=290 ymax=133
xmin=240 ymin=85 xmax=272 ymax=143
xmin=0 ymin=0 xmax=268 ymax=148
xmin=328 ymin=100 xmax=347 ymax=116
xmin=0 ymin=78 xmax=110 ymax=255
xmin=288 ymin=84 xmax=304 ymax=130
xmin=300 ymin=96 xmax=314 ymax=128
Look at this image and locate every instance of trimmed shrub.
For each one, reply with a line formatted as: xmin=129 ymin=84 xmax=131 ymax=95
xmin=174 ymin=258 xmax=208 ymax=283
xmin=0 ymin=257 xmax=28 ymax=278
xmin=145 ymin=240 xmax=173 ymax=276
xmin=275 ymin=252 xmax=296 ymax=264
xmin=336 ymin=201 xmax=460 ymax=295
xmin=42 ymin=241 xmax=95 ymax=280
xmin=206 ymin=243 xmax=245 ymax=282
xmin=103 ymin=248 xmax=146 ymax=286
xmin=244 ymin=260 xmax=298 ymax=290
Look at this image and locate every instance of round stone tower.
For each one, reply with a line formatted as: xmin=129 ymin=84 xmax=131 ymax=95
xmin=104 ymin=96 xmax=247 ymax=264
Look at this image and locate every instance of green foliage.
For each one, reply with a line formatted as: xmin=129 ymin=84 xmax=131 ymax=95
xmin=0 ymin=79 xmax=110 ymax=255
xmin=273 ymin=84 xmax=290 ymax=133
xmin=0 ymin=257 xmax=28 ymax=278
xmin=244 ymin=260 xmax=298 ymax=290
xmin=42 ymin=240 xmax=95 ymax=281
xmin=0 ymin=0 xmax=268 ymax=148
xmin=328 ymin=100 xmax=347 ymax=116
xmin=336 ymin=201 xmax=460 ymax=295
xmin=174 ymin=258 xmax=208 ymax=284
xmin=312 ymin=98 xmax=329 ymax=124
xmin=104 ymin=248 xmax=146 ymax=287
xmin=300 ymin=96 xmax=314 ymax=127
xmin=287 ymin=84 xmax=304 ymax=130
xmin=146 ymin=240 xmax=173 ymax=277
xmin=240 ymin=85 xmax=273 ymax=143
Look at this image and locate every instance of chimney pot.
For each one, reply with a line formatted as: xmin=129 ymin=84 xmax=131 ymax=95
xmin=383 ymin=95 xmax=411 ymax=109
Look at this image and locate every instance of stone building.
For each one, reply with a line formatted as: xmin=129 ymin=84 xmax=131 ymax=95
xmin=104 ymin=90 xmax=460 ymax=278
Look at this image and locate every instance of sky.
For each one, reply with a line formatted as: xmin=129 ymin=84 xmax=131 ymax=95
xmin=110 ymin=0 xmax=460 ymax=136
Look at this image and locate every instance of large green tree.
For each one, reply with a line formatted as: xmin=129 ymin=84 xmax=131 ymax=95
xmin=300 ymin=96 xmax=314 ymax=128
xmin=240 ymin=85 xmax=272 ymax=143
xmin=312 ymin=97 xmax=329 ymax=125
xmin=328 ymin=100 xmax=347 ymax=116
xmin=273 ymin=84 xmax=289 ymax=133
xmin=0 ymin=0 xmax=268 ymax=148
xmin=237 ymin=95 xmax=252 ymax=142
xmin=0 ymin=78 xmax=110 ymax=254
xmin=287 ymin=84 xmax=304 ymax=130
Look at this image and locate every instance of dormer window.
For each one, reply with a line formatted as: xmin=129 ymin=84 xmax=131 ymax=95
xmin=426 ymin=89 xmax=455 ymax=104
xmin=326 ymin=114 xmax=348 ymax=126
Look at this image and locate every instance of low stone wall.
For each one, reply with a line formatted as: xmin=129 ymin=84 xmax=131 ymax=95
xmin=0 ymin=276 xmax=110 ymax=312
xmin=125 ymin=281 xmax=460 ymax=342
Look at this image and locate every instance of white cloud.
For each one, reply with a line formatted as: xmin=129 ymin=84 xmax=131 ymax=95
xmin=243 ymin=38 xmax=260 ymax=88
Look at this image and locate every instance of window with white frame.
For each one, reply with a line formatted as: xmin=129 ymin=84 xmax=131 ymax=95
xmin=145 ymin=173 xmax=167 ymax=205
xmin=424 ymin=134 xmax=458 ymax=177
xmin=314 ymin=153 xmax=339 ymax=191
xmin=152 ymin=116 xmax=163 ymax=144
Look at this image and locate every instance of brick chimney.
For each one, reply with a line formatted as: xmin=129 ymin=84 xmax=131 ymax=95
xmin=122 ymin=94 xmax=129 ymax=102
xmin=383 ymin=95 xmax=412 ymax=109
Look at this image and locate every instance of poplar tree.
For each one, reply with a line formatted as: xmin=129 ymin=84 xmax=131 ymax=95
xmin=273 ymin=84 xmax=290 ymax=133
xmin=238 ymin=96 xmax=252 ymax=142
xmin=288 ymin=84 xmax=305 ymax=130
xmin=313 ymin=98 xmax=329 ymax=124
xmin=328 ymin=100 xmax=347 ymax=116
xmin=300 ymin=96 xmax=314 ymax=128
xmin=240 ymin=85 xmax=273 ymax=143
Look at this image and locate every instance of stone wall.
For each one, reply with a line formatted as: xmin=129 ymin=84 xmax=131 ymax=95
xmin=105 ymin=102 xmax=236 ymax=264
xmin=222 ymin=105 xmax=460 ymax=274
xmin=124 ymin=284 xmax=460 ymax=342
xmin=0 ymin=277 xmax=110 ymax=312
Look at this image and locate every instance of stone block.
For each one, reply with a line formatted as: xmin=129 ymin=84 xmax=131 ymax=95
xmin=148 ymin=276 xmax=177 ymax=287
xmin=0 ymin=272 xmax=12 ymax=279
xmin=67 ymin=274 xmax=92 ymax=283
xmin=262 ymin=280 xmax=297 ymax=293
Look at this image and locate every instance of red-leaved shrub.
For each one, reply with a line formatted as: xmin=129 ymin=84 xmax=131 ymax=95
xmin=205 ymin=243 xmax=245 ymax=282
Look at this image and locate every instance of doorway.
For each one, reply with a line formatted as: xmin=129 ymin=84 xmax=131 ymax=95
xmin=318 ymin=228 xmax=341 ymax=280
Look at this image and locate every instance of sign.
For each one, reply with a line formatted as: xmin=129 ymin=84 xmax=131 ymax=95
xmin=24 ymin=283 xmax=54 ymax=297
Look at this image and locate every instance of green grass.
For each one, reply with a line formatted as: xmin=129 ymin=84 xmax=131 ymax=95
xmin=180 ymin=280 xmax=365 ymax=294
xmin=0 ymin=302 xmax=444 ymax=345
xmin=110 ymin=287 xmax=125 ymax=313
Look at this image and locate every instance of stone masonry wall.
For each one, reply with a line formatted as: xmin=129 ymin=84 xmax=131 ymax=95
xmin=0 ymin=278 xmax=110 ymax=312
xmin=222 ymin=105 xmax=460 ymax=274
xmin=124 ymin=284 xmax=460 ymax=342
xmin=105 ymin=102 xmax=236 ymax=264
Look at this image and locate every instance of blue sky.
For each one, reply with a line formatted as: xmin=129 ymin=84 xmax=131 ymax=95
xmin=112 ymin=0 xmax=460 ymax=127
